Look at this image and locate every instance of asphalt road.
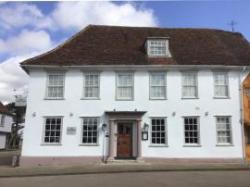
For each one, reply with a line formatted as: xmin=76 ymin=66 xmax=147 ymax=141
xmin=0 ymin=170 xmax=250 ymax=187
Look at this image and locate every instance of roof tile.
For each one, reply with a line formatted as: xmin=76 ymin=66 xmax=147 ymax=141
xmin=21 ymin=25 xmax=250 ymax=66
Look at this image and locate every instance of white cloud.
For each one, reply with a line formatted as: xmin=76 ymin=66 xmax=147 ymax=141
xmin=45 ymin=1 xmax=158 ymax=30
xmin=0 ymin=3 xmax=44 ymax=30
xmin=0 ymin=29 xmax=53 ymax=56
xmin=0 ymin=28 xmax=55 ymax=103
xmin=0 ymin=54 xmax=35 ymax=104
xmin=0 ymin=2 xmax=157 ymax=31
xmin=0 ymin=1 xmax=158 ymax=103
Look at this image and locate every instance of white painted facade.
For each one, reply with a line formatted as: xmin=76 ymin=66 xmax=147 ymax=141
xmin=0 ymin=114 xmax=13 ymax=149
xmin=22 ymin=68 xmax=247 ymax=160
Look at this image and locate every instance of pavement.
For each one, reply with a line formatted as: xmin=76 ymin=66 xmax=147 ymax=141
xmin=0 ymin=162 xmax=250 ymax=178
xmin=1 ymin=170 xmax=250 ymax=187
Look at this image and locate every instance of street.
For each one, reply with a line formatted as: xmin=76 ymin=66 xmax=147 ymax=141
xmin=0 ymin=170 xmax=250 ymax=187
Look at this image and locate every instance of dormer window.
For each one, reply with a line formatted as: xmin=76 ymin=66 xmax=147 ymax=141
xmin=147 ymin=38 xmax=171 ymax=57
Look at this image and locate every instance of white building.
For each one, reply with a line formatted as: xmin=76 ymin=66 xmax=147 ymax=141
xmin=0 ymin=102 xmax=13 ymax=149
xmin=20 ymin=25 xmax=250 ymax=167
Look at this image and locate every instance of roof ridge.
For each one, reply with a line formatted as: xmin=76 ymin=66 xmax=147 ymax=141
xmin=88 ymin=24 xmax=237 ymax=34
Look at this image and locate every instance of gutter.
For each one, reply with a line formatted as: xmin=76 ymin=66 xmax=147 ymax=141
xmin=21 ymin=64 xmax=250 ymax=74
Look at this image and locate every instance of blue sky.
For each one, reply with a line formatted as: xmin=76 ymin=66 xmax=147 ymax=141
xmin=1 ymin=1 xmax=250 ymax=62
xmin=0 ymin=1 xmax=249 ymax=103
xmin=147 ymin=1 xmax=250 ymax=37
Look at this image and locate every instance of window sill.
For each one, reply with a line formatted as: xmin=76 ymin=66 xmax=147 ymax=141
xmin=40 ymin=143 xmax=62 ymax=146
xmin=183 ymin=144 xmax=201 ymax=147
xmin=213 ymin=97 xmax=230 ymax=99
xmin=116 ymin=99 xmax=134 ymax=101
xmin=181 ymin=97 xmax=199 ymax=100
xmin=80 ymin=98 xmax=100 ymax=100
xmin=216 ymin=143 xmax=233 ymax=147
xmin=149 ymin=144 xmax=168 ymax=147
xmin=79 ymin=144 xmax=99 ymax=146
xmin=148 ymin=55 xmax=170 ymax=58
xmin=44 ymin=98 xmax=65 ymax=100
xmin=149 ymin=98 xmax=167 ymax=100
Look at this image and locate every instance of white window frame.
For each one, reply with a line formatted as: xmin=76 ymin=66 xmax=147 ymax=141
xmin=116 ymin=72 xmax=134 ymax=100
xmin=215 ymin=116 xmax=233 ymax=145
xmin=181 ymin=72 xmax=198 ymax=99
xmin=183 ymin=116 xmax=200 ymax=146
xmin=82 ymin=72 xmax=100 ymax=99
xmin=150 ymin=117 xmax=168 ymax=146
xmin=42 ymin=116 xmax=63 ymax=145
xmin=213 ymin=72 xmax=229 ymax=98
xmin=147 ymin=39 xmax=170 ymax=57
xmin=149 ymin=72 xmax=167 ymax=100
xmin=46 ymin=73 xmax=65 ymax=99
xmin=80 ymin=117 xmax=99 ymax=146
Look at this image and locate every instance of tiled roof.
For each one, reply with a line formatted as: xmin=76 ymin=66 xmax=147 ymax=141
xmin=21 ymin=25 xmax=250 ymax=66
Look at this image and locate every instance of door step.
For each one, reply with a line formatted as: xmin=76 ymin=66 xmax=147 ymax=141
xmin=105 ymin=159 xmax=147 ymax=165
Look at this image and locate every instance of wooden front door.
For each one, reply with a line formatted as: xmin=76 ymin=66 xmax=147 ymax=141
xmin=245 ymin=126 xmax=250 ymax=161
xmin=117 ymin=123 xmax=133 ymax=158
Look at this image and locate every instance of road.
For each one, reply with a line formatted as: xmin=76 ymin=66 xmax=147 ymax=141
xmin=0 ymin=170 xmax=250 ymax=187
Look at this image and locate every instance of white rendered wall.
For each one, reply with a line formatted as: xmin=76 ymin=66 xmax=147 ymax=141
xmin=22 ymin=69 xmax=245 ymax=159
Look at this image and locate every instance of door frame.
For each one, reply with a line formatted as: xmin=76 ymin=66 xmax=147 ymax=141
xmin=115 ymin=121 xmax=135 ymax=159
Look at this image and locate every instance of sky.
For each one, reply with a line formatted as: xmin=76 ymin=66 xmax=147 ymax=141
xmin=0 ymin=1 xmax=249 ymax=103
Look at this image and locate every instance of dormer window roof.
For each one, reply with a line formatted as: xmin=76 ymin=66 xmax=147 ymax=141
xmin=147 ymin=37 xmax=171 ymax=58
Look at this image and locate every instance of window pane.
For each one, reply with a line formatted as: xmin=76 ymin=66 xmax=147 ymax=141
xmin=151 ymin=118 xmax=167 ymax=145
xmin=118 ymin=75 xmax=132 ymax=86
xmin=183 ymin=86 xmax=196 ymax=97
xmin=184 ymin=117 xmax=199 ymax=144
xmin=150 ymin=73 xmax=166 ymax=99
xmin=214 ymin=73 xmax=228 ymax=97
xmin=148 ymin=40 xmax=167 ymax=56
xmin=182 ymin=73 xmax=197 ymax=97
xmin=84 ymin=74 xmax=99 ymax=98
xmin=44 ymin=117 xmax=62 ymax=144
xmin=151 ymin=74 xmax=165 ymax=86
xmin=117 ymin=73 xmax=133 ymax=99
xmin=216 ymin=116 xmax=232 ymax=144
xmin=47 ymin=74 xmax=64 ymax=98
xmin=82 ymin=117 xmax=99 ymax=144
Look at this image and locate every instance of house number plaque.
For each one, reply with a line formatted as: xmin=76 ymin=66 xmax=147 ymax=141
xmin=67 ymin=127 xmax=76 ymax=135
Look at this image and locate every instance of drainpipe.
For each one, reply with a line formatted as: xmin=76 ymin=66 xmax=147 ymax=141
xmin=239 ymin=66 xmax=247 ymax=163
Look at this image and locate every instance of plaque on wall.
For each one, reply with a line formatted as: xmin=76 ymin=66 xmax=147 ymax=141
xmin=67 ymin=127 xmax=76 ymax=135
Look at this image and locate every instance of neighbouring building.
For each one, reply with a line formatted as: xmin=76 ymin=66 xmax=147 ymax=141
xmin=6 ymin=96 xmax=27 ymax=149
xmin=0 ymin=102 xmax=13 ymax=149
xmin=20 ymin=25 xmax=250 ymax=167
